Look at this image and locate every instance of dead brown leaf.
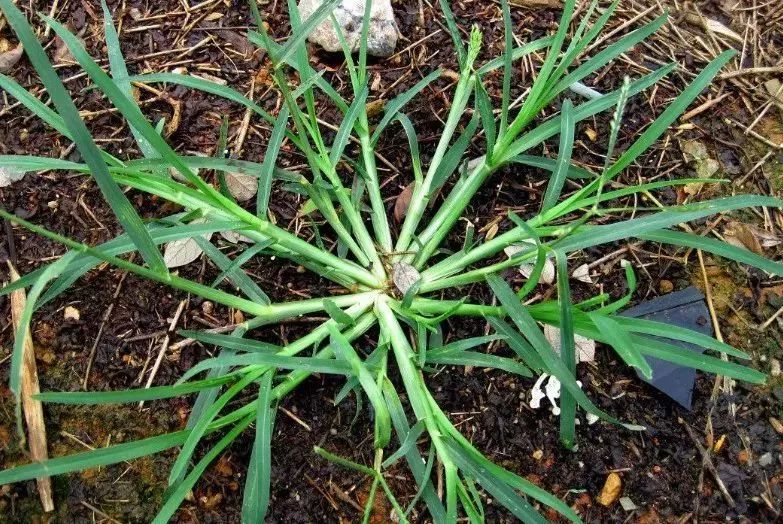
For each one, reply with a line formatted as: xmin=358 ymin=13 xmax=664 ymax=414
xmin=393 ymin=183 xmax=413 ymax=223
xmin=0 ymin=42 xmax=22 ymax=73
xmin=724 ymin=221 xmax=779 ymax=256
xmin=225 ymin=171 xmax=258 ymax=202
xmin=53 ymin=34 xmax=84 ymax=64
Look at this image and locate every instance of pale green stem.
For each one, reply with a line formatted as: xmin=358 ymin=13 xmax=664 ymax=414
xmin=395 ymin=73 xmax=477 ymax=256
xmin=359 ymin=118 xmax=394 ymax=254
xmin=112 ymin=170 xmax=381 ymax=288
xmin=374 ymin=297 xmax=458 ymax=521
xmin=410 ymin=158 xmax=491 ymax=268
xmin=409 ymin=298 xmax=505 ymax=318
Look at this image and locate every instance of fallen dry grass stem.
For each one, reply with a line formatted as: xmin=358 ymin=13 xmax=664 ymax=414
xmin=8 ymin=263 xmax=54 ymax=512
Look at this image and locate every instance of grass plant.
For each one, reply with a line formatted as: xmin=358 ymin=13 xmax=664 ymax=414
xmin=0 ymin=0 xmax=780 ymax=521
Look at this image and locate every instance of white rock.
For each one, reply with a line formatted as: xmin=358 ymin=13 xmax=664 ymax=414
xmin=0 ymin=166 xmax=26 ymax=187
xmin=771 ymin=358 xmax=781 ymax=377
xmin=298 ymin=0 xmax=398 ymax=57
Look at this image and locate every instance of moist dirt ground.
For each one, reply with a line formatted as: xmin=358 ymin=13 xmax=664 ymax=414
xmin=0 ymin=0 xmax=782 ymax=522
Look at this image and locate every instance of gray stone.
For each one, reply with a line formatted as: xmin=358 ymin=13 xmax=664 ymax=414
xmin=298 ymin=0 xmax=398 ymax=57
xmin=759 ymin=452 xmax=774 ymax=467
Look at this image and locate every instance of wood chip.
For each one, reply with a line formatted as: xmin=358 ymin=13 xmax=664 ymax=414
xmin=8 ymin=264 xmax=54 ymax=512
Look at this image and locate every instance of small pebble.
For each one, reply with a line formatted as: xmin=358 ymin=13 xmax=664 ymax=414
xmin=619 ymin=496 xmax=637 ymax=511
xmin=596 ymin=473 xmax=622 ymax=507
xmin=532 ymin=449 xmax=544 ymax=460
xmin=770 ymin=358 xmax=781 ymax=377
xmin=659 ymin=279 xmax=674 ymax=293
xmin=759 ymin=452 xmax=773 ymax=467
xmin=63 ymin=305 xmax=80 ymax=321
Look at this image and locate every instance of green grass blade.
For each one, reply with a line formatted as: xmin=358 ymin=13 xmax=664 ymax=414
xmin=168 ymin=370 xmax=263 ymax=486
xmin=486 ymin=317 xmax=545 ymax=372
xmin=323 ymin=299 xmax=357 ymax=326
xmin=382 ymin=380 xmax=447 ymax=523
xmin=382 ymin=420 xmax=425 ymax=468
xmin=0 ymin=73 xmax=71 ymax=137
xmin=42 ymin=16 xmax=217 ymax=198
xmin=153 ymin=415 xmax=253 ymax=524
xmin=432 ymin=335 xmax=506 ymax=354
xmin=603 ymin=50 xmax=736 ymax=181
xmin=371 ymin=69 xmax=442 ymax=144
xmin=476 ymin=36 xmax=553 ymax=75
xmin=631 ymin=335 xmax=765 ymax=384
xmin=329 ymin=324 xmax=391 ymax=448
xmin=330 ymin=83 xmax=369 ymax=167
xmin=8 ymin=252 xmax=76 ymax=431
xmin=394 ymin=114 xmax=424 ymax=182
xmin=541 ymin=99 xmax=575 ymax=212
xmin=274 ymin=0 xmax=341 ymax=65
xmin=613 ymin=316 xmax=750 ymax=360
xmin=178 ymin=330 xmax=279 ymax=353
xmin=0 ymin=1 xmax=167 ymax=273
xmin=258 ymin=106 xmax=290 ymax=217
xmin=445 ymin=439 xmax=548 ymax=524
xmin=101 ymin=0 xmax=156 ymax=158
xmin=499 ymin=0 xmax=512 ymax=136
xmin=640 ymin=229 xmax=783 ymax=276
xmin=36 ymin=374 xmax=237 ymax=405
xmin=438 ymin=0 xmax=466 ymax=67
xmin=555 ymin=251 xmax=577 ymax=449
xmin=549 ymin=14 xmax=667 ymax=101
xmin=501 ymin=63 xmax=676 ymax=162
xmin=0 ymin=429 xmax=189 ymax=485
xmin=591 ymin=314 xmax=652 ymax=378
xmin=475 ymin=79 xmax=496 ymax=159
xmin=243 ymin=372 xmax=275 ymax=522
xmin=427 ymin=351 xmax=532 ymax=377
xmin=487 ymin=274 xmax=640 ymax=429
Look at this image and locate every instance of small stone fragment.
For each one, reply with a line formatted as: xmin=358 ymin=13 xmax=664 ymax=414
xmin=759 ymin=452 xmax=773 ymax=467
xmin=770 ymin=358 xmax=781 ymax=377
xmin=298 ymin=0 xmax=398 ymax=57
xmin=659 ymin=279 xmax=674 ymax=293
xmin=596 ymin=473 xmax=622 ymax=507
xmin=532 ymin=449 xmax=543 ymax=461
xmin=63 ymin=306 xmax=80 ymax=321
xmin=619 ymin=496 xmax=637 ymax=511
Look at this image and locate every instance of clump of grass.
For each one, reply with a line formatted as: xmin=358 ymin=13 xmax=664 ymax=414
xmin=0 ymin=0 xmax=780 ymax=521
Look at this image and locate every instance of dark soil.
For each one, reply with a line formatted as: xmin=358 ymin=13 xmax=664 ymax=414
xmin=1 ymin=0 xmax=782 ymax=522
